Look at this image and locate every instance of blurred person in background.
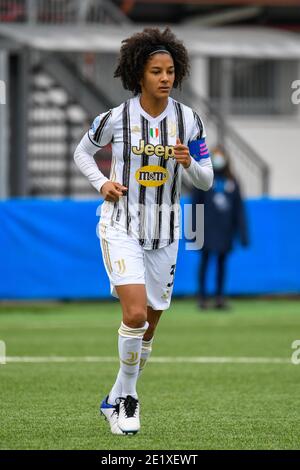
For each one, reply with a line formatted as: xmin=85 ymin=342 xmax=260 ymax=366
xmin=192 ymin=146 xmax=249 ymax=310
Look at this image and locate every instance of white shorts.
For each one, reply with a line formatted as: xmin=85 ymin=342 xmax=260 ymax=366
xmin=99 ymin=224 xmax=179 ymax=311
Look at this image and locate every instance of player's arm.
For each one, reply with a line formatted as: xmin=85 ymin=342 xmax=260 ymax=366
xmin=174 ymin=136 xmax=213 ymax=191
xmin=174 ymin=112 xmax=213 ymax=191
xmin=73 ymin=111 xmax=126 ymax=200
xmin=100 ymin=181 xmax=127 ymax=202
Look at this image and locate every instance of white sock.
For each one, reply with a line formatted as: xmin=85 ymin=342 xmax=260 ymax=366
xmin=109 ymin=321 xmax=148 ymax=402
xmin=138 ymin=338 xmax=154 ymax=377
xmin=107 ymin=369 xmax=122 ymax=405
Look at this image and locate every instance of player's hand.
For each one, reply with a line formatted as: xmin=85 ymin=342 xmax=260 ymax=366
xmin=174 ymin=138 xmax=191 ymax=169
xmin=100 ymin=181 xmax=128 ymax=202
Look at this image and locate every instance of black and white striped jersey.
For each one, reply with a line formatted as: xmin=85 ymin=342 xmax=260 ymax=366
xmin=74 ymin=96 xmax=213 ymax=250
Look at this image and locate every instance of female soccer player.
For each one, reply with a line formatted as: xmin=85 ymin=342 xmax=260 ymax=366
xmin=74 ymin=27 xmax=213 ymax=435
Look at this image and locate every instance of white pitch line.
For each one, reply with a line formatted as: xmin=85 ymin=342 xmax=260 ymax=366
xmin=3 ymin=356 xmax=292 ymax=364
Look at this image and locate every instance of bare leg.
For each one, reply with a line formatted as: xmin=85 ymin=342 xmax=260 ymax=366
xmin=116 ymin=284 xmax=148 ymax=327
xmin=144 ymin=306 xmax=163 ymax=341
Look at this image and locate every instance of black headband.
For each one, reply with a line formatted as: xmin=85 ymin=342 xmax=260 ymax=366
xmin=149 ymin=45 xmax=171 ymax=57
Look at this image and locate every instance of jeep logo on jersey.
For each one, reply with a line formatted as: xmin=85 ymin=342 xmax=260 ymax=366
xmin=135 ymin=165 xmax=169 ymax=187
xmin=132 ymin=139 xmax=174 ymax=160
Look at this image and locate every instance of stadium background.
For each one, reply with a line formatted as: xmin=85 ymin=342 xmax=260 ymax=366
xmin=0 ymin=0 xmax=300 ymax=451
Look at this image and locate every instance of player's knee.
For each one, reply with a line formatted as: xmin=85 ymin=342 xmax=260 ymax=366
xmin=123 ymin=307 xmax=147 ymax=328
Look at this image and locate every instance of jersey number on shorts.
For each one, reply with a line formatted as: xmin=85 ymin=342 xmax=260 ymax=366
xmin=167 ymin=264 xmax=176 ymax=288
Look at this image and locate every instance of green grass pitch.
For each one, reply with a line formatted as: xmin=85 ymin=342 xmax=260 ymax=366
xmin=0 ymin=299 xmax=300 ymax=450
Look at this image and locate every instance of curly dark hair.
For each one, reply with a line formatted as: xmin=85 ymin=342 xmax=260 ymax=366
xmin=114 ymin=27 xmax=190 ymax=95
